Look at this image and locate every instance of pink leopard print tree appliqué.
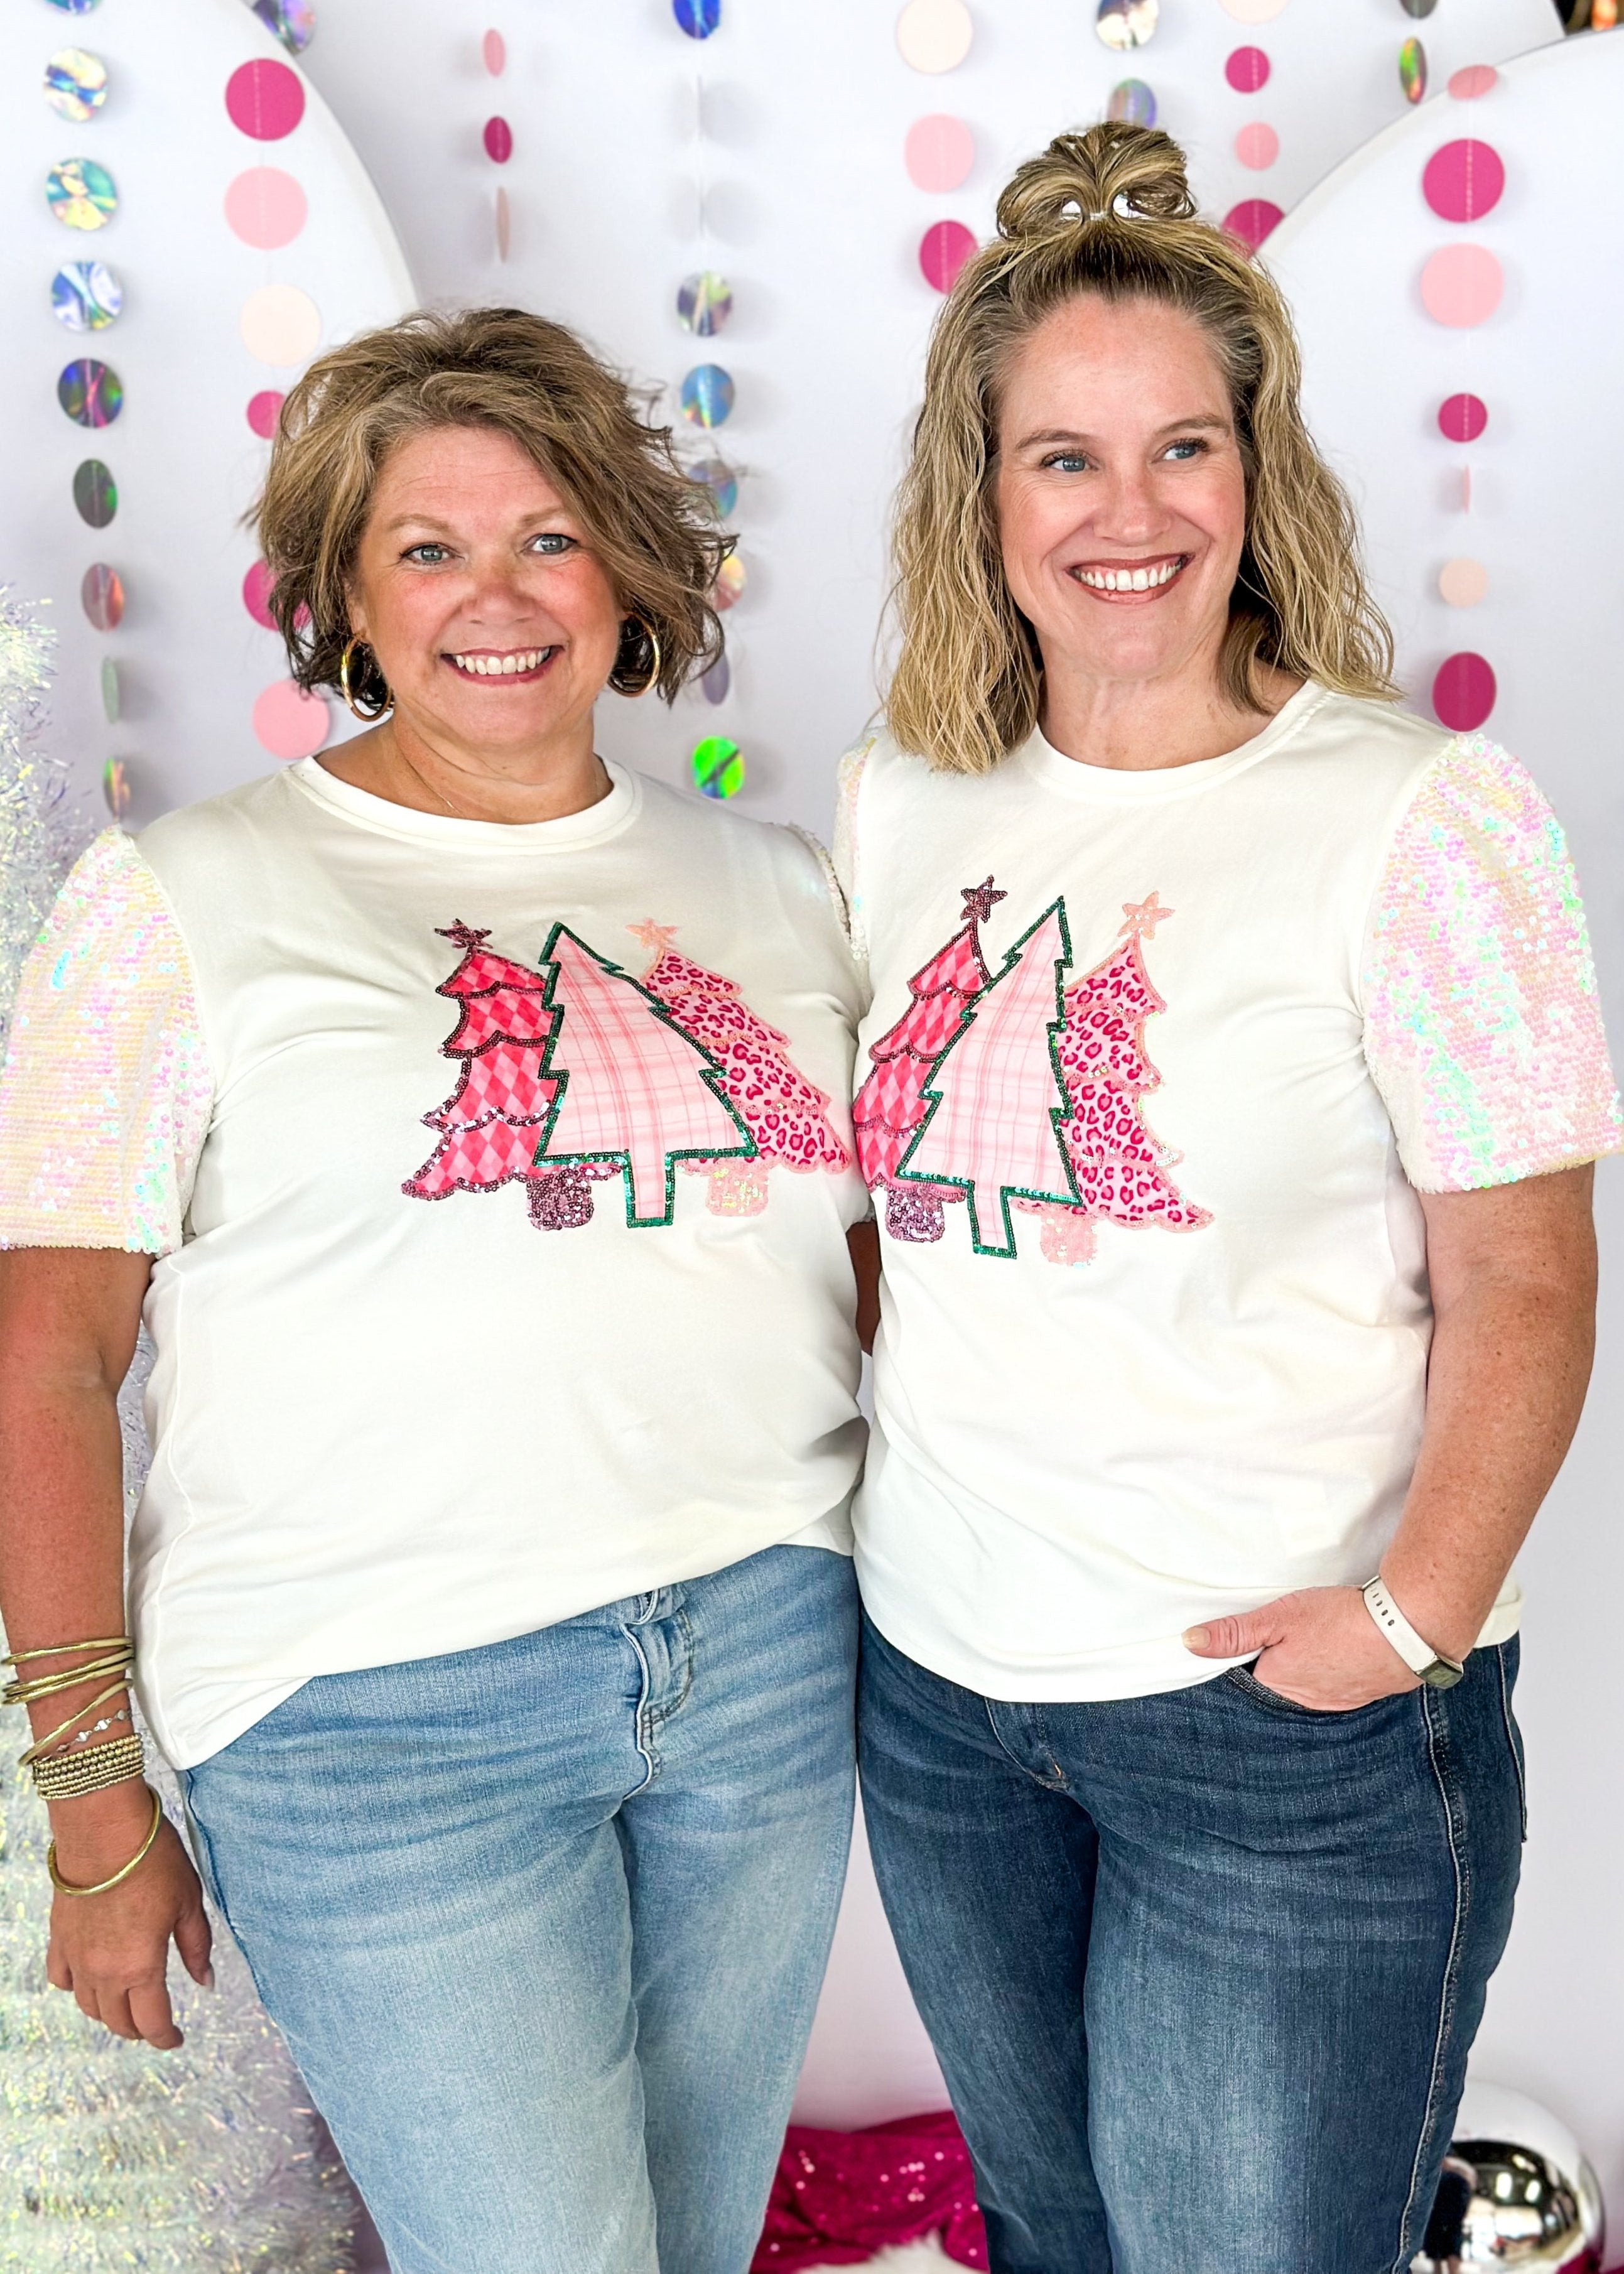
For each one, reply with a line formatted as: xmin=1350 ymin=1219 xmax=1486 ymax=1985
xmin=631 ymin=920 xmax=849 ymax=1216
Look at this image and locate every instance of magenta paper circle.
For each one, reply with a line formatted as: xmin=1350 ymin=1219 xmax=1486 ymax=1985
xmin=225 ymin=58 xmax=305 ymax=140
xmin=1421 ymin=243 xmax=1502 ymax=327
xmin=252 ymin=678 xmax=328 ymax=759
xmin=224 ymin=166 xmax=307 ymax=249
xmin=247 ymin=389 xmax=284 ymax=439
xmin=1222 ymin=198 xmax=1282 ymax=252
xmin=1422 ymin=139 xmax=1504 ymax=224
xmin=904 ymin=113 xmax=974 ymax=192
xmin=243 ymin=561 xmax=278 ymax=629
xmin=919 ymin=219 xmax=976 ymax=293
xmin=1432 ymin=652 xmax=1496 ymax=732
xmin=1437 ymin=392 xmax=1488 ymax=444
xmin=484 ymin=116 xmax=512 ymax=163
xmin=1224 ymin=45 xmax=1269 ymax=92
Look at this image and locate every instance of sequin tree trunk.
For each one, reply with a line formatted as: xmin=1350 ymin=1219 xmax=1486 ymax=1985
xmin=631 ymin=921 xmax=848 ymax=1216
xmin=853 ymin=878 xmax=1004 ymax=1244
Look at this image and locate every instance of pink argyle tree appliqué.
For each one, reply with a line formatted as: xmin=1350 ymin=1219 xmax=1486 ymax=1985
xmin=631 ymin=921 xmax=848 ymax=1216
xmin=853 ymin=877 xmax=1004 ymax=1244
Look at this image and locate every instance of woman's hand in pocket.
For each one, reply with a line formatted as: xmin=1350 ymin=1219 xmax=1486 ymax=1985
xmin=1182 ymin=1586 xmax=1421 ymax=1712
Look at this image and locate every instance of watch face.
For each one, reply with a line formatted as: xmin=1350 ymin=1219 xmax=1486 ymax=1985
xmin=1421 ymin=1659 xmax=1466 ymax=1690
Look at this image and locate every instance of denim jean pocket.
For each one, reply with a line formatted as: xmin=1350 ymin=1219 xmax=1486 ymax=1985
xmin=1222 ymin=1663 xmax=1399 ymax=1723
xmin=1493 ymin=1642 xmax=1528 ymax=1841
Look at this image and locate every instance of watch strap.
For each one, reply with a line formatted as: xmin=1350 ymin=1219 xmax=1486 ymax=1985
xmin=1361 ymin=1576 xmax=1466 ymax=1687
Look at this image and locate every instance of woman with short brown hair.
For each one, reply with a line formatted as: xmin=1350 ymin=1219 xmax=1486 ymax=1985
xmin=0 ymin=307 xmax=869 ymax=2274
xmin=840 ymin=126 xmax=1620 ymax=2268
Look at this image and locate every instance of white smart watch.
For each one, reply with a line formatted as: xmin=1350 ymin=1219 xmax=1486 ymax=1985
xmin=1361 ymin=1575 xmax=1466 ymax=1690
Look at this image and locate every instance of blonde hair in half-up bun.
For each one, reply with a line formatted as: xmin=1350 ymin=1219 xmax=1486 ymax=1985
xmin=887 ymin=122 xmax=1397 ymax=776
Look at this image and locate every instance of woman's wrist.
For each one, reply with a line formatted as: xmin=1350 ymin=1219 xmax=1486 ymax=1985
xmin=46 ymin=1779 xmax=161 ymax=1876
xmin=1373 ymin=1561 xmax=1490 ymax=1666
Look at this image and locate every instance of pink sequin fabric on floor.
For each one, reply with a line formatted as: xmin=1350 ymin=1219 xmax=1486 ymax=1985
xmin=754 ymin=2111 xmax=987 ymax=2271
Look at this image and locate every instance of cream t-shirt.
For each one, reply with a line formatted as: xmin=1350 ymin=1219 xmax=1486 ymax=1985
xmin=0 ymin=759 xmax=867 ymax=1765
xmin=835 ymin=685 xmax=1621 ymax=1702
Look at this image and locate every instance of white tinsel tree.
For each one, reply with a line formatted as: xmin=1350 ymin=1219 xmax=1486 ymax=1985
xmin=0 ymin=592 xmax=355 ymax=2273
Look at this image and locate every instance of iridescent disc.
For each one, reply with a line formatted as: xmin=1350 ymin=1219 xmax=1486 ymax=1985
xmin=713 ymin=554 xmax=746 ymax=611
xmin=680 ymin=364 xmax=734 ymax=428
xmin=1400 ymin=0 xmax=1436 ymax=15
xmin=1107 ymin=79 xmax=1156 ymax=126
xmin=101 ymin=658 xmax=121 ymax=724
xmin=46 ymin=156 xmax=117 ymax=230
xmin=44 ymin=47 xmax=108 ymax=122
xmin=1399 ymin=37 xmax=1427 ymax=105
xmin=1096 ymin=0 xmax=1157 ymax=52
xmin=251 ymin=0 xmax=316 ymax=55
xmin=673 ymin=0 xmax=721 ymax=35
xmin=44 ymin=0 xmax=100 ymax=14
xmin=52 ymin=259 xmax=121 ymax=331
xmin=689 ymin=457 xmax=738 ymax=519
xmin=81 ymin=562 xmax=124 ymax=632
xmin=495 ymin=185 xmax=511 ymax=261
xmin=102 ymin=757 xmax=130 ymax=822
xmin=691 ymin=735 xmax=743 ymax=799
xmin=73 ymin=458 xmax=117 ymax=526
xmin=58 ymin=357 xmax=122 ymax=427
xmin=700 ymin=652 xmax=730 ymax=705
xmin=678 ymin=271 xmax=733 ymax=337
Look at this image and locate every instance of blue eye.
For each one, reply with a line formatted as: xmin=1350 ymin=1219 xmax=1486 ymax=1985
xmin=1165 ymin=438 xmax=1208 ymax=461
xmin=1042 ymin=452 xmax=1090 ymax=474
xmin=528 ymin=532 xmax=575 ymax=555
xmin=403 ymin=542 xmax=451 ymax=565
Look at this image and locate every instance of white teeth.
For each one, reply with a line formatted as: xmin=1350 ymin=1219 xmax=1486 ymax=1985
xmin=1076 ymin=560 xmax=1182 ymax=592
xmin=451 ymin=649 xmax=544 ymax=675
xmin=1131 ymin=568 xmax=1149 ymax=591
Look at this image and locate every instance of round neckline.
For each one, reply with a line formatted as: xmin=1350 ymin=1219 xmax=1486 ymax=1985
xmin=1017 ymin=679 xmax=1327 ymax=803
xmin=288 ymin=753 xmax=642 ymax=850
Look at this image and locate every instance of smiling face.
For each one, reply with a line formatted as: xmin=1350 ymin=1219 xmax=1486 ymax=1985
xmin=345 ymin=423 xmax=623 ymax=766
xmin=994 ymin=293 xmax=1249 ymax=701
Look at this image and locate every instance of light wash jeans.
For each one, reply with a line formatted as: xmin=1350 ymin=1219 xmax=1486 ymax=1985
xmin=181 ymin=1544 xmax=858 ymax=2274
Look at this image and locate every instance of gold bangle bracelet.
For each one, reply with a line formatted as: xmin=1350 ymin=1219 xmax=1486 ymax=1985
xmin=4 ymin=1637 xmax=131 ymax=1666
xmin=47 ymin=1787 xmax=163 ymax=1898
xmin=20 ymin=1681 xmax=136 ymax=1770
xmin=4 ymin=1649 xmax=135 ymax=1708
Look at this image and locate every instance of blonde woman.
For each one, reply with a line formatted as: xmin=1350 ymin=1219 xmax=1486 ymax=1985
xmin=0 ymin=309 xmax=871 ymax=2274
xmin=837 ymin=127 xmax=1620 ymax=2269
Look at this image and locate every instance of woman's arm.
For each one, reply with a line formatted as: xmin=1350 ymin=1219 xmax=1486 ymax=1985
xmin=0 ymin=1248 xmax=212 ymax=2046
xmin=1183 ymin=1163 xmax=1598 ymax=1709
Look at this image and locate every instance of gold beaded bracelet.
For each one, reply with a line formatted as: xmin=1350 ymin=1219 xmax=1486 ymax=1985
xmin=47 ymin=1785 xmax=163 ymax=1898
xmin=32 ymin=1731 xmax=146 ymax=1803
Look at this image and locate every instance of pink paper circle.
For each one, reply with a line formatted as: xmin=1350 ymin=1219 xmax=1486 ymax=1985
xmin=224 ymin=166 xmax=307 ymax=249
xmin=243 ymin=561 xmax=278 ymax=629
xmin=225 ymin=58 xmax=305 ymax=141
xmin=1235 ymin=122 xmax=1279 ymax=170
xmin=1449 ymin=65 xmax=1498 ymax=100
xmin=1438 ymin=558 xmax=1488 ymax=609
xmin=1422 ymin=139 xmax=1504 ymax=224
xmin=1437 ymin=392 xmax=1488 ymax=444
xmin=904 ymin=113 xmax=975 ymax=192
xmin=1222 ymin=198 xmax=1283 ymax=252
xmin=919 ymin=219 xmax=977 ymax=293
xmin=1224 ymin=45 xmax=1270 ymax=92
xmin=252 ymin=678 xmax=328 ymax=760
xmin=246 ymin=389 xmax=284 ymax=439
xmin=1420 ymin=243 xmax=1502 ymax=328
xmin=1432 ymin=652 xmax=1496 ymax=732
xmin=484 ymin=116 xmax=512 ymax=163
xmin=482 ymin=28 xmax=506 ymax=75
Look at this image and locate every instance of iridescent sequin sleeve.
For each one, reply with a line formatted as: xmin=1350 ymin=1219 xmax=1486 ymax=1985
xmin=1361 ymin=735 xmax=1623 ymax=1192
xmin=0 ymin=830 xmax=214 ymax=1252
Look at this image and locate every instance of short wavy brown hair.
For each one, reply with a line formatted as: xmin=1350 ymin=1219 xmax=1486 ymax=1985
xmin=888 ymin=123 xmax=1397 ymax=774
xmin=254 ymin=306 xmax=730 ymax=708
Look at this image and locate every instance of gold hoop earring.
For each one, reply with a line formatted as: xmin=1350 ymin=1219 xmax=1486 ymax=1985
xmin=339 ymin=638 xmax=392 ymax=722
xmin=617 ymin=618 xmax=662 ymax=699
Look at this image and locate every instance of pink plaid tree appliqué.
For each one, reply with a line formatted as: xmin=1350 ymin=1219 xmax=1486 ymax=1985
xmin=631 ymin=921 xmax=849 ymax=1217
xmin=535 ymin=924 xmax=755 ymax=1226
xmin=853 ymin=878 xmax=1004 ymax=1245
xmin=897 ymin=900 xmax=1081 ymax=1259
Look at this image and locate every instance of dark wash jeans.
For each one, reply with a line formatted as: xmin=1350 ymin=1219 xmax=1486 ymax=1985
xmin=858 ymin=1615 xmax=1525 ymax=2274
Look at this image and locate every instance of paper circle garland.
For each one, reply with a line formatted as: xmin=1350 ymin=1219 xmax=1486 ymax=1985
xmin=713 ymin=555 xmax=746 ymax=610
xmin=73 ymin=458 xmax=117 ymax=526
xmin=58 ymin=356 xmax=121 ymax=426
xmin=101 ymin=658 xmax=121 ymax=723
xmin=253 ymin=679 xmax=329 ymax=759
xmin=1437 ymin=392 xmax=1488 ymax=444
xmin=102 ymin=757 xmax=130 ymax=821
xmin=680 ymin=365 xmax=734 ymax=428
xmin=919 ymin=219 xmax=976 ymax=293
xmin=44 ymin=48 xmax=107 ymax=122
xmin=251 ymin=0 xmax=315 ymax=55
xmin=1095 ymin=0 xmax=1158 ymax=51
xmin=483 ymin=28 xmax=505 ymax=73
xmin=247 ymin=389 xmax=285 ymax=438
xmin=1400 ymin=0 xmax=1436 ymax=14
xmin=691 ymin=735 xmax=743 ymax=799
xmin=1448 ymin=65 xmax=1498 ymax=101
xmin=1438 ymin=558 xmax=1488 ymax=609
xmin=1432 ymin=652 xmax=1495 ymax=731
xmin=904 ymin=114 xmax=975 ymax=193
xmin=483 ymin=116 xmax=512 ymax=163
xmin=689 ymin=457 xmax=738 ymax=519
xmin=1106 ymin=80 xmax=1156 ymax=127
xmin=46 ymin=156 xmax=117 ymax=229
xmin=44 ymin=0 xmax=101 ymax=12
xmin=1422 ymin=140 xmax=1505 ymax=224
xmin=1224 ymin=46 xmax=1270 ymax=92
xmin=1235 ymin=123 xmax=1279 ymax=170
xmin=243 ymin=562 xmax=279 ymax=629
xmin=1399 ymin=38 xmax=1427 ymax=106
xmin=51 ymin=259 xmax=121 ymax=330
xmin=673 ymin=0 xmax=721 ymax=36
xmin=225 ymin=166 xmax=307 ymax=249
xmin=700 ymin=653 xmax=731 ymax=705
xmin=1420 ymin=244 xmax=1502 ymax=328
xmin=225 ymin=58 xmax=305 ymax=141
xmin=240 ymin=283 xmax=322 ymax=365
xmin=81 ymin=563 xmax=124 ymax=631
xmin=678 ymin=271 xmax=733 ymax=335
xmin=896 ymin=0 xmax=973 ymax=74
xmin=1222 ymin=199 xmax=1283 ymax=252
